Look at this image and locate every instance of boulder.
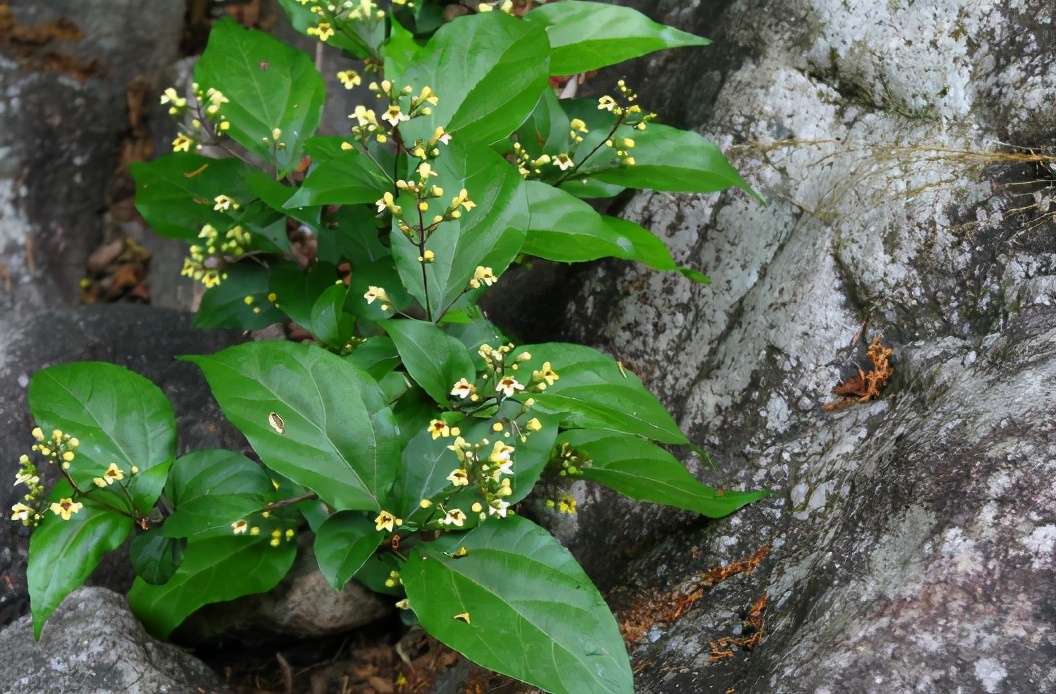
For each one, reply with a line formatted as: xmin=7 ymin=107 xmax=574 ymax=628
xmin=503 ymin=0 xmax=1056 ymax=692
xmin=0 ymin=586 xmax=226 ymax=694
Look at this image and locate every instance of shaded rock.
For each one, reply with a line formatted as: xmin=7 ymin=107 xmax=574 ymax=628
xmin=488 ymin=0 xmax=1056 ymax=692
xmin=0 ymin=305 xmax=246 ymax=628
xmin=0 ymin=586 xmax=226 ymax=694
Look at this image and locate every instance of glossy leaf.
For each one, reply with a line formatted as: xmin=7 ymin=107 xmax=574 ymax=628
xmin=523 ymin=181 xmax=677 ymax=269
xmin=128 ymin=458 xmax=173 ymax=517
xmin=130 ymin=529 xmax=186 ymax=585
xmin=309 ymin=283 xmax=355 ymax=349
xmin=29 ymin=362 xmax=177 ymax=488
xmin=344 ymin=336 xmax=401 ymax=381
xmin=314 ymin=512 xmax=385 ymax=589
xmin=244 ymin=171 xmax=315 ymax=237
xmin=131 ymin=154 xmax=249 ymax=240
xmin=391 ymin=139 xmax=527 ymax=318
xmin=381 ymin=319 xmax=474 ymax=405
xmin=28 ymin=481 xmax=135 ymax=638
xmin=268 ymin=260 xmax=342 ymax=330
xmin=187 ymin=342 xmax=400 ymax=511
xmin=402 ymin=516 xmax=632 ymax=694
xmin=194 ymin=18 xmax=325 ymax=175
xmin=285 ymin=138 xmax=391 ymax=208
xmin=560 ymin=431 xmax=769 ymax=517
xmin=128 ymin=534 xmax=296 ymax=639
xmin=194 ymin=263 xmax=285 ymax=330
xmin=515 ymin=344 xmax=688 ymax=444
xmin=399 ymin=12 xmax=550 ymax=146
xmin=526 ymin=0 xmax=709 ymax=76
xmin=162 ymin=450 xmax=275 ymax=538
xmin=317 ymin=204 xmax=390 ymax=267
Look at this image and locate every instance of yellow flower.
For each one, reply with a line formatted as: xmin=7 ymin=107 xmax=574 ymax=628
xmin=553 ymin=153 xmax=575 ymax=171
xmin=375 ymin=191 xmax=400 ymax=215
xmin=375 ymin=510 xmax=397 ymax=532
xmin=447 ymin=468 xmax=469 ymax=487
xmin=598 ymin=95 xmax=617 ymax=112
xmin=382 ymin=104 xmax=409 ymax=127
xmin=363 ymin=285 xmax=390 ymax=306
xmin=307 ymin=22 xmax=335 ymax=41
xmin=172 ymin=134 xmax=194 ymax=152
xmin=430 ymin=126 xmax=452 ymax=145
xmin=417 ymin=162 xmax=438 ymax=179
xmin=337 ymin=70 xmax=361 ymax=89
xmin=213 ymin=195 xmax=238 ymax=211
xmin=488 ymin=498 xmax=511 ymax=518
xmin=442 ymin=508 xmax=466 ymax=527
xmin=495 ymin=376 xmax=524 ymax=398
xmin=231 ymin=520 xmax=248 ymax=534
xmin=101 ymin=463 xmax=124 ymax=485
xmin=446 ymin=436 xmax=472 ymax=463
xmin=451 ymin=188 xmax=475 ymax=211
xmin=11 ymin=503 xmax=33 ymax=522
xmin=450 ymin=378 xmax=475 ymax=399
xmin=525 ymin=417 xmax=543 ymax=432
xmin=50 ymin=498 xmax=83 ymax=521
xmin=31 ymin=427 xmax=44 ymax=441
xmin=468 ymin=266 xmax=497 ymax=289
xmin=489 ymin=441 xmax=515 ymax=473
xmin=570 ymin=118 xmax=588 ymax=133
xmin=533 ymin=362 xmax=559 ymax=386
xmin=428 ymin=419 xmax=451 ymax=439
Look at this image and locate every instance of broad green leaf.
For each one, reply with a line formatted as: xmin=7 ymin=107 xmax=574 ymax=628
xmin=162 ymin=450 xmax=275 ymax=538
xmin=131 ymin=154 xmax=249 ymax=240
xmin=317 ymin=204 xmax=390 ymax=267
xmin=344 ymin=336 xmax=401 ymax=381
xmin=391 ymin=139 xmax=527 ymax=319
xmin=381 ymin=319 xmax=475 ymax=405
xmin=244 ymin=171 xmax=316 ymax=236
xmin=276 ymin=0 xmax=382 ymax=59
xmin=268 ymin=260 xmax=341 ymax=330
xmin=400 ymin=12 xmax=551 ymax=146
xmin=194 ymin=262 xmax=285 ymax=330
xmin=284 ymin=138 xmax=391 ymax=208
xmin=128 ymin=458 xmax=173 ymax=517
xmin=402 ymin=516 xmax=632 ymax=694
xmin=309 ymin=283 xmax=355 ymax=349
xmin=443 ymin=313 xmax=507 ymax=371
xmin=128 ymin=534 xmax=296 ymax=639
xmin=187 ymin=342 xmax=400 ymax=511
xmin=28 ymin=481 xmax=135 ymax=638
xmin=524 ymin=181 xmax=679 ymax=270
xmin=526 ymin=0 xmax=709 ymax=76
xmin=511 ymin=88 xmax=572 ymax=157
xmin=515 ymin=344 xmax=688 ymax=444
xmin=560 ymin=431 xmax=769 ymax=517
xmin=383 ymin=15 xmax=424 ymax=77
xmin=604 ymin=215 xmax=710 ymax=283
xmin=29 ymin=362 xmax=176 ymax=488
xmin=590 ymin=122 xmax=759 ymax=200
xmin=194 ymin=18 xmax=325 ymax=175
xmin=314 ymin=512 xmax=385 ymax=590
xmin=130 ymin=529 xmax=186 ymax=585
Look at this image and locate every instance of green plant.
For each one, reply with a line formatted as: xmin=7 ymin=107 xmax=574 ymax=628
xmin=11 ymin=2 xmax=766 ymax=692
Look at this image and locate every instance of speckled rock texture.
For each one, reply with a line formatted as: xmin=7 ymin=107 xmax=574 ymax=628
xmin=0 ymin=586 xmax=226 ymax=694
xmin=527 ymin=0 xmax=1056 ymax=692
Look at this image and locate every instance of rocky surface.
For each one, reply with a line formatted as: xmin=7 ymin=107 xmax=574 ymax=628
xmin=520 ymin=0 xmax=1056 ymax=692
xmin=0 ymin=586 xmax=226 ymax=694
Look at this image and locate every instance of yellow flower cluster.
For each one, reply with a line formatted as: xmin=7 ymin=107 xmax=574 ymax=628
xmin=162 ymin=83 xmax=231 ymax=153
xmin=300 ymin=0 xmax=387 ymax=42
xmin=180 ymin=223 xmax=252 ymax=289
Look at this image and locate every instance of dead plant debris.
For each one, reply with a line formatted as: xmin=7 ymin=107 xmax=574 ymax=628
xmin=708 ymin=593 xmax=767 ymax=661
xmin=823 ymin=334 xmax=894 ymax=411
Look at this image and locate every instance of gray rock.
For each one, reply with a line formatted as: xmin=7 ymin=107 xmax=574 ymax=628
xmin=516 ymin=0 xmax=1056 ymax=692
xmin=0 ymin=586 xmax=226 ymax=694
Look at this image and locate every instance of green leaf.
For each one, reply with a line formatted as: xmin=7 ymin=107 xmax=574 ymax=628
xmin=162 ymin=450 xmax=275 ymax=538
xmin=244 ymin=171 xmax=315 ymax=237
xmin=590 ymin=122 xmax=760 ymax=200
xmin=523 ymin=181 xmax=683 ymax=270
xmin=128 ymin=534 xmax=296 ymax=639
xmin=194 ymin=18 xmax=325 ymax=175
xmin=514 ymin=88 xmax=572 ymax=157
xmin=391 ymin=139 xmax=527 ymax=318
xmin=515 ymin=344 xmax=688 ymax=444
xmin=402 ymin=516 xmax=632 ymax=694
xmin=314 ymin=512 xmax=385 ymax=590
xmin=526 ymin=0 xmax=709 ymax=76
xmin=317 ymin=204 xmax=390 ymax=267
xmin=28 ymin=481 xmax=135 ymax=638
xmin=382 ymin=15 xmax=424 ymax=77
xmin=309 ymin=283 xmax=355 ymax=349
xmin=344 ymin=336 xmax=401 ymax=381
xmin=268 ymin=260 xmax=341 ymax=330
xmin=381 ymin=319 xmax=475 ymax=405
xmin=285 ymin=138 xmax=391 ymax=208
xmin=131 ymin=154 xmax=249 ymax=241
xmin=128 ymin=458 xmax=173 ymax=517
xmin=400 ymin=12 xmax=551 ymax=146
xmin=194 ymin=263 xmax=286 ymax=330
xmin=29 ymin=362 xmax=177 ymax=488
xmin=130 ymin=529 xmax=186 ymax=585
xmin=560 ymin=431 xmax=769 ymax=517
xmin=187 ymin=342 xmax=400 ymax=511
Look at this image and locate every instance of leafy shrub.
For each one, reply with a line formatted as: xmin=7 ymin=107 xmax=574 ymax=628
xmin=11 ymin=2 xmax=765 ymax=691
